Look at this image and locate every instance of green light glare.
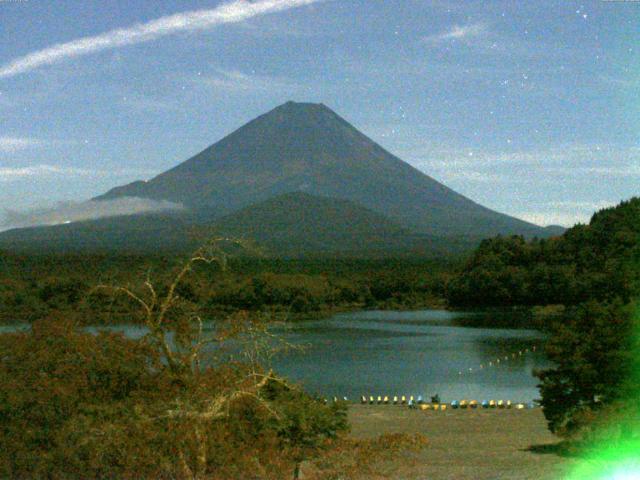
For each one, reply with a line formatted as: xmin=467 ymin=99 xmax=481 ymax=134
xmin=564 ymin=304 xmax=640 ymax=480
xmin=564 ymin=438 xmax=640 ymax=480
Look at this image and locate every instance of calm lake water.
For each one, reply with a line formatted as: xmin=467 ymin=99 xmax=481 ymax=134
xmin=2 ymin=309 xmax=549 ymax=402
xmin=269 ymin=310 xmax=549 ymax=402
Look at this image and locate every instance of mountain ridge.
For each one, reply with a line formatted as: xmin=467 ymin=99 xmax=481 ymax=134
xmin=96 ymin=101 xmax=553 ymax=238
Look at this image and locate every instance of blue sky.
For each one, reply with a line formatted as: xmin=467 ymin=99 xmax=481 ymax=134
xmin=0 ymin=0 xmax=638 ymax=227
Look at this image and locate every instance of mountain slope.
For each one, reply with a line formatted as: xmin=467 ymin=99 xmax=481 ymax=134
xmin=96 ymin=101 xmax=551 ymax=238
xmin=211 ymin=192 xmax=474 ymax=256
xmin=0 ymin=193 xmax=477 ymax=256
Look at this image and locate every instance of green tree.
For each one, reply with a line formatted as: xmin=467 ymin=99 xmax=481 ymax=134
xmin=261 ymin=380 xmax=348 ymax=479
xmin=535 ymin=301 xmax=636 ymax=438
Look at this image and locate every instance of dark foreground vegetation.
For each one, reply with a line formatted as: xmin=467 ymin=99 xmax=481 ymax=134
xmin=448 ymin=198 xmax=640 ymax=445
xmin=0 ymin=244 xmax=432 ymax=479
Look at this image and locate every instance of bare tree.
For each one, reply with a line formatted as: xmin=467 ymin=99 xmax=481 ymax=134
xmin=92 ymin=238 xmax=297 ymax=479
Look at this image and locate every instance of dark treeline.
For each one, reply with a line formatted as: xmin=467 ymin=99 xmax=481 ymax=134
xmin=0 ymin=253 xmax=455 ymax=324
xmin=446 ymin=198 xmax=640 ymax=308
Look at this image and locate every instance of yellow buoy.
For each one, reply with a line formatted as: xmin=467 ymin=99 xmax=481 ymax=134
xmin=460 ymin=400 xmax=468 ymax=409
xmin=489 ymin=400 xmax=497 ymax=408
xmin=383 ymin=396 xmax=389 ymax=404
xmin=506 ymin=400 xmax=512 ymax=409
xmin=420 ymin=404 xmax=430 ymax=411
xmin=369 ymin=396 xmax=374 ymax=404
xmin=377 ymin=396 xmax=382 ymax=404
xmin=401 ymin=396 xmax=406 ymax=404
xmin=440 ymin=404 xmax=447 ymax=411
xmin=393 ymin=396 xmax=398 ymax=405
xmin=469 ymin=400 xmax=478 ymax=409
xmin=498 ymin=400 xmax=505 ymax=409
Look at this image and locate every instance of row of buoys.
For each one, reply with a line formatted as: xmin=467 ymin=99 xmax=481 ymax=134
xmin=417 ymin=402 xmax=532 ymax=411
xmin=354 ymin=396 xmax=537 ymax=410
xmin=457 ymin=346 xmax=538 ymax=377
xmin=419 ymin=403 xmax=448 ymax=411
xmin=322 ymin=397 xmax=350 ymax=404
xmin=419 ymin=400 xmax=535 ymax=410
xmin=450 ymin=399 xmax=534 ymax=409
xmin=360 ymin=395 xmax=426 ymax=405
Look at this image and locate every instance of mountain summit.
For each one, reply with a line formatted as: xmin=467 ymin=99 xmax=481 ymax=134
xmin=98 ymin=101 xmax=545 ymax=237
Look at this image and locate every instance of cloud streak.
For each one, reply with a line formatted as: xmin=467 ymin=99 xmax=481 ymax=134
xmin=422 ymin=23 xmax=487 ymax=44
xmin=0 ymin=137 xmax=42 ymax=153
xmin=0 ymin=164 xmax=155 ymax=182
xmin=0 ymin=165 xmax=81 ymax=180
xmin=189 ymin=68 xmax=304 ymax=93
xmin=1 ymin=197 xmax=184 ymax=230
xmin=515 ymin=200 xmax=618 ymax=228
xmin=0 ymin=0 xmax=322 ymax=79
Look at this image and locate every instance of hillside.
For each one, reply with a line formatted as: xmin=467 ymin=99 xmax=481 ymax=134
xmin=212 ymin=192 xmax=475 ymax=257
xmin=96 ymin=101 xmax=553 ymax=238
xmin=446 ymin=197 xmax=640 ymax=307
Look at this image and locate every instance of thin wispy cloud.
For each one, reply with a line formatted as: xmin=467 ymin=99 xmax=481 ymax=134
xmin=119 ymin=93 xmax=176 ymax=112
xmin=0 ymin=165 xmax=94 ymax=181
xmin=0 ymin=164 xmax=156 ymax=182
xmin=1 ymin=197 xmax=184 ymax=230
xmin=516 ymin=211 xmax=586 ymax=228
xmin=377 ymin=140 xmax=638 ymax=227
xmin=419 ymin=22 xmax=561 ymax=61
xmin=516 ymin=200 xmax=619 ymax=228
xmin=598 ymin=74 xmax=639 ymax=90
xmin=0 ymin=137 xmax=42 ymax=153
xmin=422 ymin=23 xmax=487 ymax=44
xmin=0 ymin=0 xmax=323 ymax=79
xmin=190 ymin=69 xmax=303 ymax=93
xmin=402 ymin=144 xmax=640 ymax=180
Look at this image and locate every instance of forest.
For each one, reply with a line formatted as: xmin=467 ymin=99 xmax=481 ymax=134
xmin=0 ymin=254 xmax=453 ymax=325
xmin=446 ymin=198 xmax=640 ymax=309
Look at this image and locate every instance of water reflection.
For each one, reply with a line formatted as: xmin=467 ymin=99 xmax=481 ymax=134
xmin=270 ymin=310 xmax=549 ymax=402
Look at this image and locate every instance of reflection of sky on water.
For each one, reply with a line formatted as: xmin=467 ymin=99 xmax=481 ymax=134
xmin=270 ymin=310 xmax=549 ymax=402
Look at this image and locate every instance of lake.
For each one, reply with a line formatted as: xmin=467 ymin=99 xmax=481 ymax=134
xmin=269 ymin=309 xmax=549 ymax=403
xmin=2 ymin=309 xmax=549 ymax=403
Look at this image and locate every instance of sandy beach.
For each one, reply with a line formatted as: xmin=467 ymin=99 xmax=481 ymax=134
xmin=344 ymin=404 xmax=577 ymax=480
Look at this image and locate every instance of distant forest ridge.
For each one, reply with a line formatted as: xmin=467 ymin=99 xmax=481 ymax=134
xmin=446 ymin=197 xmax=640 ymax=308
